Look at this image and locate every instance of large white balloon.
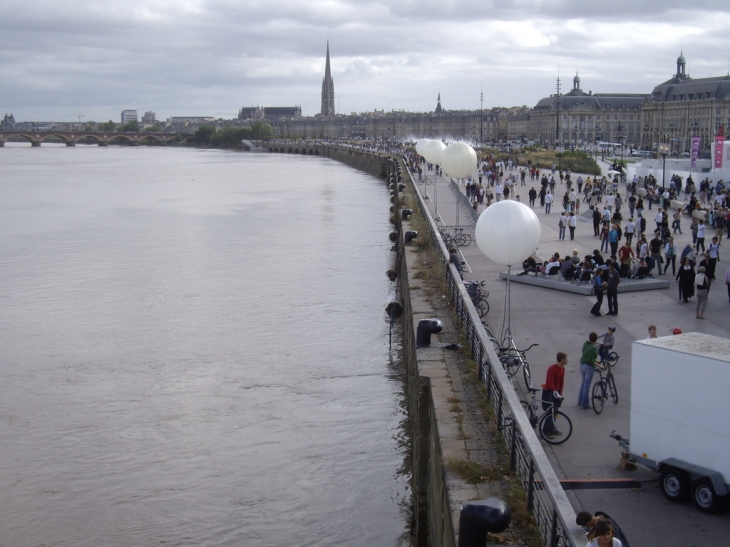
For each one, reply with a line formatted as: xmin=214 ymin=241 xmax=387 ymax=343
xmin=423 ymin=140 xmax=445 ymax=165
xmin=475 ymin=200 xmax=541 ymax=266
xmin=441 ymin=142 xmax=477 ymax=179
xmin=415 ymin=139 xmax=430 ymax=156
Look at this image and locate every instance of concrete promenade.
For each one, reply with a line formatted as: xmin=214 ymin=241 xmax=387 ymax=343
xmin=417 ymin=160 xmax=730 ymax=546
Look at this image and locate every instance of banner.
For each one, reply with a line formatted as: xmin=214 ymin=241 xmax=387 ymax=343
xmin=691 ymin=137 xmax=701 ymax=168
xmin=715 ymin=135 xmax=725 ymax=169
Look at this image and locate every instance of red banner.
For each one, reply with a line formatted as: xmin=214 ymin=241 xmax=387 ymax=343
xmin=714 ymin=135 xmax=724 ymax=169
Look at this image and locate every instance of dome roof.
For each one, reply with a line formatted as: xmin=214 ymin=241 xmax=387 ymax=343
xmin=677 ymin=52 xmax=686 ymax=64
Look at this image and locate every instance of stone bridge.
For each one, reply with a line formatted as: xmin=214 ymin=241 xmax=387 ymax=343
xmin=0 ymin=131 xmax=178 ymax=147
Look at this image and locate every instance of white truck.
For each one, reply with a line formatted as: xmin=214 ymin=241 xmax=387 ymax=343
xmin=611 ymin=333 xmax=730 ymax=513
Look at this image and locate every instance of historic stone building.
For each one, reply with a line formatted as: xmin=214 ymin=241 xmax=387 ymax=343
xmin=238 ymin=106 xmax=302 ymax=121
xmin=529 ymin=74 xmax=647 ymax=148
xmin=641 ymin=53 xmax=730 ymax=154
xmin=321 ymin=42 xmax=335 ymax=116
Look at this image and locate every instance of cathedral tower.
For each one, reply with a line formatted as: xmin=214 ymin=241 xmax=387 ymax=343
xmin=321 ymin=42 xmax=335 ymax=116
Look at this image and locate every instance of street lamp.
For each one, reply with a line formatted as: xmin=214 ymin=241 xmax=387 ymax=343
xmin=658 ymin=142 xmax=670 ymax=188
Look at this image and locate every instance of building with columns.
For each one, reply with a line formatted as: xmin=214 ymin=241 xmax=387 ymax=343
xmin=641 ymin=53 xmax=730 ymax=155
xmin=529 ymin=74 xmax=647 ymax=148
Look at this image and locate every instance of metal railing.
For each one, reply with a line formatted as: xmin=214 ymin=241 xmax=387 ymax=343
xmin=406 ymin=161 xmax=585 ymax=547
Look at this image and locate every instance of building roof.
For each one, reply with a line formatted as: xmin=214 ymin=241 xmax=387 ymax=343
xmin=534 ymin=89 xmax=646 ymax=112
xmin=651 ymin=75 xmax=730 ymax=102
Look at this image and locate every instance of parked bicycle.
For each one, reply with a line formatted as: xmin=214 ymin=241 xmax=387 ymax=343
xmin=592 ymin=363 xmax=619 ymax=414
xmin=520 ymin=387 xmax=573 ymax=444
xmin=418 ymin=175 xmax=434 ymax=185
xmin=497 ymin=341 xmax=538 ymax=390
xmin=464 ymin=280 xmax=489 ymax=317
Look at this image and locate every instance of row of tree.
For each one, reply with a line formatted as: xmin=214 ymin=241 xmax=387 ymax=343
xmin=188 ymin=121 xmax=273 ymax=147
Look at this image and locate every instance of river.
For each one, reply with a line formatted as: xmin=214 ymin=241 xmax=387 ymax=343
xmin=0 ymin=144 xmax=411 ymax=546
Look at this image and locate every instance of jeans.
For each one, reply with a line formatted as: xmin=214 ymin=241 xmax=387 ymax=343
xmin=545 ymin=202 xmax=552 ymax=214
xmin=569 ymin=226 xmax=576 ymax=240
xmin=664 ymin=255 xmax=676 ymax=275
xmin=607 ymin=288 xmax=618 ymax=314
xmin=559 ymin=225 xmax=566 ymax=239
xmin=600 ymin=238 xmax=609 ymax=253
xmin=578 ymin=364 xmax=595 ymax=408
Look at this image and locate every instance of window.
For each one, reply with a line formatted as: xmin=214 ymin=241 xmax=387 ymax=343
xmin=717 ymin=108 xmax=722 ymax=115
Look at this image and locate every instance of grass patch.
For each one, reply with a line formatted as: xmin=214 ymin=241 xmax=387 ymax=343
xmin=446 ymin=458 xmax=507 ymax=483
xmin=503 ymin=476 xmax=545 ymax=547
xmin=516 ymin=149 xmax=601 ymax=176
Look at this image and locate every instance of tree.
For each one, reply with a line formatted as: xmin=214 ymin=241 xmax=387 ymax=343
xmin=190 ymin=125 xmax=216 ymax=145
xmin=122 ymin=120 xmax=140 ymax=132
xmin=144 ymin=125 xmax=160 ymax=132
xmin=100 ymin=120 xmax=116 ymax=132
xmin=250 ymin=121 xmax=273 ymax=140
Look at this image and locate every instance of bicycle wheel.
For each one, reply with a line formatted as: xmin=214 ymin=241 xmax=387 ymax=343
xmin=473 ymin=297 xmax=489 ymax=316
xmin=592 ymin=381 xmax=606 ymax=414
xmin=608 ymin=374 xmax=619 ymax=404
xmin=459 ymin=233 xmax=472 ymax=246
xmin=539 ymin=410 xmax=573 ymax=444
xmin=522 ymin=361 xmax=533 ymax=390
xmin=501 ymin=352 xmax=520 ymax=378
xmin=605 ymin=352 xmax=619 ymax=367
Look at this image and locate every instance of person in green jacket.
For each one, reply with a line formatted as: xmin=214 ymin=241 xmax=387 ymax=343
xmin=578 ymin=332 xmax=604 ymax=408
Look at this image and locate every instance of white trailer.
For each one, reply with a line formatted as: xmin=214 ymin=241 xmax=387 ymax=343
xmin=611 ymin=333 xmax=730 ymax=513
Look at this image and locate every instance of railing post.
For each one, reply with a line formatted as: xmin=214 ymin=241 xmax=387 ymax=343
xmin=550 ymin=507 xmax=559 ymax=547
xmin=527 ymin=458 xmax=536 ymax=511
xmin=509 ymin=418 xmax=518 ymax=472
xmin=496 ymin=389 xmax=503 ymax=430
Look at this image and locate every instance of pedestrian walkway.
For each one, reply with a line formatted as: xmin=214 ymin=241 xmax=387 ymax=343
xmin=413 ymin=157 xmax=730 ymax=547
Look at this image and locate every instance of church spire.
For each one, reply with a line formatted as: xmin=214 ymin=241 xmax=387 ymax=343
xmin=321 ymin=41 xmax=335 ymax=116
xmin=435 ymin=92 xmax=443 ymax=114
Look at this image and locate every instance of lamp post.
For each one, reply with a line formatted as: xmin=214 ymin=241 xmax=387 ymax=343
xmin=658 ymin=142 xmax=670 ymax=189
xmin=480 ymin=88 xmax=484 ymax=144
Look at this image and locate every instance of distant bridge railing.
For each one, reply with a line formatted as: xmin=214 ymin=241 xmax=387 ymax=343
xmin=0 ymin=130 xmax=179 ymax=147
xmin=405 ymin=160 xmax=585 ymax=547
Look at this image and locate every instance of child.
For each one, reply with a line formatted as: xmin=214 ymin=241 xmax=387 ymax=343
xmin=598 ymin=326 xmax=616 ymax=362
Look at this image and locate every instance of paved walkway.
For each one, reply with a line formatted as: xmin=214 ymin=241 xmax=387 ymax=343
xmin=414 ymin=160 xmax=730 ymax=547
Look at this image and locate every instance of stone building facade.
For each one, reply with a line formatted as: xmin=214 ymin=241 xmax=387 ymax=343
xmin=528 ymin=74 xmax=647 ymax=148
xmin=641 ymin=53 xmax=730 ymax=154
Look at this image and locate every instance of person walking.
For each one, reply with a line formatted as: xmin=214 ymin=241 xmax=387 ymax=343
xmin=672 ymin=209 xmax=683 ymax=234
xmin=545 ymin=191 xmax=553 ymax=213
xmin=606 ymin=261 xmax=620 ymax=315
xmin=558 ymin=211 xmax=567 ymax=240
xmin=696 ymin=220 xmax=706 ymax=253
xmin=591 ymin=269 xmax=607 ymax=316
xmin=541 ymin=352 xmax=567 ymax=437
xmin=569 ymin=212 xmax=577 ymax=240
xmin=664 ymin=237 xmax=677 ymax=275
xmin=676 ymin=257 xmax=696 ymax=303
xmin=695 ymin=266 xmax=709 ymax=319
xmin=577 ymin=332 xmax=602 ymax=409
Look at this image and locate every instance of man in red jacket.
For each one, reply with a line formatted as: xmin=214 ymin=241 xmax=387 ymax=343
xmin=541 ymin=352 xmax=567 ymax=436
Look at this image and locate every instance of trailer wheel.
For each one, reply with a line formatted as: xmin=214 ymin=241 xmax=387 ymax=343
xmin=692 ymin=478 xmax=721 ymax=514
xmin=661 ymin=468 xmax=690 ymax=502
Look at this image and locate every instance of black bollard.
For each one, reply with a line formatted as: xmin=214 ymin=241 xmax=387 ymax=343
xmin=385 ymin=294 xmax=403 ymax=318
xmin=401 ymin=208 xmax=413 ymax=220
xmin=405 ymin=231 xmax=418 ymax=243
xmin=416 ymin=319 xmax=443 ymax=347
xmin=458 ymin=498 xmax=511 ymax=547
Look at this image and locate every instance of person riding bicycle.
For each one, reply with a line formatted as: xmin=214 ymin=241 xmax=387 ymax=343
xmin=541 ymin=352 xmax=567 ymax=437
xmin=597 ymin=326 xmax=616 ymax=363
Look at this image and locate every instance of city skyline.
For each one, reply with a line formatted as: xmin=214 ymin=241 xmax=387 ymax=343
xmin=2 ymin=1 xmax=730 ymax=122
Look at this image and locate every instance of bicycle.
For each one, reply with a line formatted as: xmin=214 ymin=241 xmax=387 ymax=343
xmin=592 ymin=363 xmax=619 ymax=414
xmin=418 ymin=175 xmax=434 ymax=185
xmin=596 ymin=344 xmax=619 ymax=368
xmin=464 ymin=280 xmax=490 ymax=317
xmin=520 ymin=387 xmax=573 ymax=444
xmin=452 ymin=227 xmax=472 ymax=247
xmin=497 ymin=342 xmax=538 ymax=391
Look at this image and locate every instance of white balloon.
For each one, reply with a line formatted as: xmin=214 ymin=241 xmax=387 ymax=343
xmin=415 ymin=139 xmax=430 ymax=156
xmin=475 ymin=201 xmax=541 ymax=266
xmin=423 ymin=140 xmax=446 ymax=165
xmin=442 ymin=142 xmax=477 ymax=179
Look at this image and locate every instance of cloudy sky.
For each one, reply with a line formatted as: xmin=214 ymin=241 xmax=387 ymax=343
xmin=2 ymin=0 xmax=730 ymax=123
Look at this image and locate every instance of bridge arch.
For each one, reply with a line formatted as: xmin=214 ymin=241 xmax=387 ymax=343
xmin=288 ymin=148 xmax=293 ymax=153
xmin=108 ymin=135 xmax=136 ymax=145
